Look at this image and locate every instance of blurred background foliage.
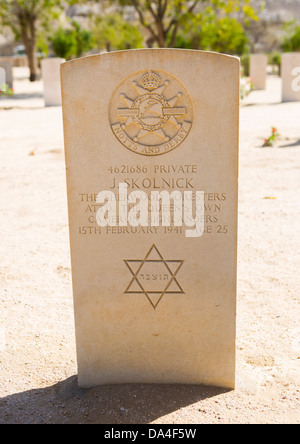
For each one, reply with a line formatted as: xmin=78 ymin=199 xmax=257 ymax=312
xmin=281 ymin=21 xmax=300 ymax=53
xmin=0 ymin=0 xmax=299 ymax=81
xmin=92 ymin=12 xmax=144 ymax=52
xmin=51 ymin=21 xmax=93 ymax=59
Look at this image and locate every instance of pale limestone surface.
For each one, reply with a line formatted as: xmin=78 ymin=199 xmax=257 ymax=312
xmin=61 ymin=49 xmax=240 ymax=389
xmin=0 ymin=60 xmax=13 ymax=89
xmin=282 ymin=53 xmax=300 ymax=102
xmin=42 ymin=58 xmax=65 ymax=106
xmin=250 ymin=54 xmax=268 ymax=90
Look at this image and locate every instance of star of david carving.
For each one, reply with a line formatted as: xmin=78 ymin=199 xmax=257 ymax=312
xmin=124 ymin=244 xmax=184 ymax=309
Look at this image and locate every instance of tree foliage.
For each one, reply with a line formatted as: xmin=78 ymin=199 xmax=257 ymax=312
xmin=115 ymin=0 xmax=204 ymax=47
xmin=176 ymin=13 xmax=249 ymax=55
xmin=114 ymin=0 xmax=259 ymax=49
xmin=92 ymin=13 xmax=144 ymax=52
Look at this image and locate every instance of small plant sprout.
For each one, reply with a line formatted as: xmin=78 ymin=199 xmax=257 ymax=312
xmin=263 ymin=127 xmax=280 ymax=147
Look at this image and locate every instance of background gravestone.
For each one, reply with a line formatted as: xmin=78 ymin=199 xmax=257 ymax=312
xmin=41 ymin=58 xmax=65 ymax=106
xmin=0 ymin=67 xmax=5 ymax=86
xmin=250 ymin=54 xmax=268 ymax=90
xmin=0 ymin=60 xmax=13 ymax=89
xmin=282 ymin=53 xmax=300 ymax=102
xmin=61 ymin=49 xmax=240 ymax=389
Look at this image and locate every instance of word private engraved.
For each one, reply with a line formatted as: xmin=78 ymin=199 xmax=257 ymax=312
xmin=124 ymin=244 xmax=184 ymax=309
xmin=110 ymin=70 xmax=193 ymax=155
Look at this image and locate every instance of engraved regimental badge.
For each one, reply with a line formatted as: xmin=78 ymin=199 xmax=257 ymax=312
xmin=109 ymin=70 xmax=193 ymax=156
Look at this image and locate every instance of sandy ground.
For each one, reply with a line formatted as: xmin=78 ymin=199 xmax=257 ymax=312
xmin=0 ymin=69 xmax=299 ymax=424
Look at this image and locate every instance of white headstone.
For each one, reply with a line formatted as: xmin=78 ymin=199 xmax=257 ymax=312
xmin=61 ymin=49 xmax=240 ymax=389
xmin=0 ymin=67 xmax=5 ymax=86
xmin=250 ymin=54 xmax=268 ymax=90
xmin=0 ymin=60 xmax=13 ymax=89
xmin=41 ymin=58 xmax=65 ymax=106
xmin=282 ymin=53 xmax=300 ymax=102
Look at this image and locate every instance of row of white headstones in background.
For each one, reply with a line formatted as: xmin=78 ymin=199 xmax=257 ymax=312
xmin=249 ymin=54 xmax=300 ymax=92
xmin=0 ymin=57 xmax=300 ymax=102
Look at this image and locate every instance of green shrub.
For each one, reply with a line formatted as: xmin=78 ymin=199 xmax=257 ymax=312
xmin=51 ymin=28 xmax=76 ymax=60
xmin=268 ymin=51 xmax=282 ymax=75
xmin=240 ymin=53 xmax=250 ymax=77
xmin=51 ymin=21 xmax=93 ymax=60
xmin=92 ymin=13 xmax=144 ymax=52
xmin=281 ymin=22 xmax=300 ymax=52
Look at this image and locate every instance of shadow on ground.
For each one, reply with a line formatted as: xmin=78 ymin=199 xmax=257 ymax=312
xmin=10 ymin=92 xmax=44 ymax=100
xmin=280 ymin=139 xmax=300 ymax=148
xmin=0 ymin=376 xmax=229 ymax=424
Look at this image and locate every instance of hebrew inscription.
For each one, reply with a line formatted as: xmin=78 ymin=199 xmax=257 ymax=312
xmin=124 ymin=244 xmax=184 ymax=309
